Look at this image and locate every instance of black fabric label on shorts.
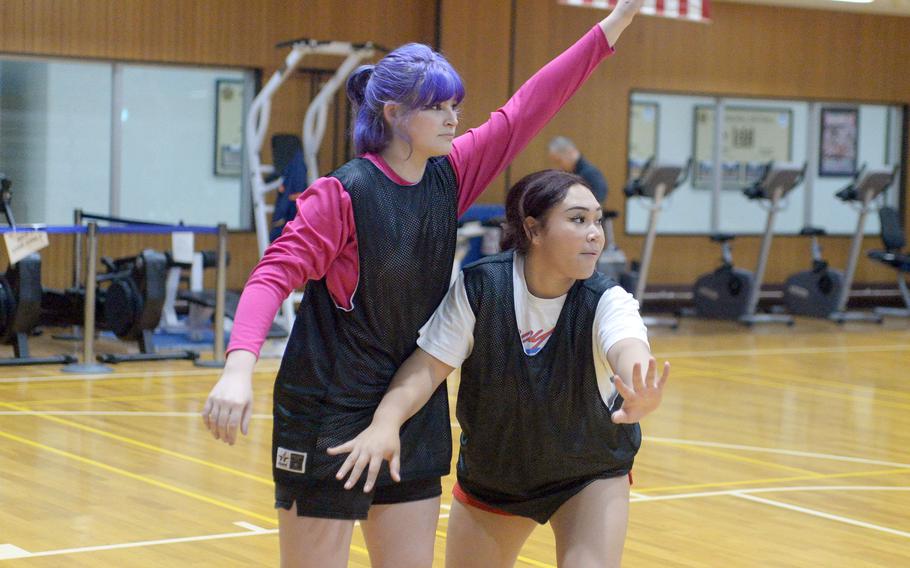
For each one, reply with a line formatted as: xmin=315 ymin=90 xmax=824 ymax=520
xmin=276 ymin=447 xmax=307 ymax=474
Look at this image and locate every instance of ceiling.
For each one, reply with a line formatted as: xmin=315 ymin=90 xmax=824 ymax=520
xmin=719 ymin=0 xmax=910 ymax=17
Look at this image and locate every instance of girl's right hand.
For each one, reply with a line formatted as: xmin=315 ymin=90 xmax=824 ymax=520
xmin=202 ymin=351 xmax=256 ymax=445
xmin=612 ymin=0 xmax=645 ymax=21
xmin=327 ymin=422 xmax=402 ymax=492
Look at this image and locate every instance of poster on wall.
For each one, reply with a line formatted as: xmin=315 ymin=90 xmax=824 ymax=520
xmin=819 ymin=107 xmax=858 ymax=177
xmin=215 ymin=79 xmax=244 ymax=176
xmin=693 ymin=106 xmax=792 ymax=189
xmin=628 ymin=102 xmax=659 ymax=180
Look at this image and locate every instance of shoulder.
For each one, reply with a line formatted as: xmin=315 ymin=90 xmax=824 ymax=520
xmin=328 ymin=157 xmax=375 ymax=185
xmin=580 ymin=270 xmax=619 ymax=298
xmin=461 ymin=251 xmax=514 ymax=301
xmin=463 ymin=250 xmax=513 ymax=277
xmin=427 ymin=155 xmax=458 ymax=185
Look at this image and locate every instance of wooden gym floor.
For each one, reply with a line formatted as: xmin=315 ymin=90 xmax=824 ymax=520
xmin=1 ymin=318 xmax=909 ymax=567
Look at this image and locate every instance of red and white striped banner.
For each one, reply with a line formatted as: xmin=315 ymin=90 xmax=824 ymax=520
xmin=560 ymin=0 xmax=712 ymax=23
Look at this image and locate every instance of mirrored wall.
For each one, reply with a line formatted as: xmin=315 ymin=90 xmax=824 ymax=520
xmin=626 ymin=91 xmax=905 ymax=236
xmin=0 ymin=57 xmax=255 ymax=228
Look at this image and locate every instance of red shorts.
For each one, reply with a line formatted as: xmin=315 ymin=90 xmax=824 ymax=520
xmin=452 ymin=472 xmax=633 ymax=517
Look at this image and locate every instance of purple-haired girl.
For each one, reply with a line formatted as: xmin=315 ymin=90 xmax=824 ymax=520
xmin=203 ymin=1 xmax=644 ymax=566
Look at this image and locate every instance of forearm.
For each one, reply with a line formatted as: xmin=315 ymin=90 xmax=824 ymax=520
xmin=599 ymin=3 xmax=638 ymax=47
xmin=371 ymin=349 xmax=453 ymax=429
xmin=611 ymin=339 xmax=652 ymax=389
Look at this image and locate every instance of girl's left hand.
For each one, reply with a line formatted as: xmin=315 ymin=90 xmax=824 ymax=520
xmin=327 ymin=422 xmax=402 ymax=492
xmin=610 ymin=358 xmax=669 ymax=424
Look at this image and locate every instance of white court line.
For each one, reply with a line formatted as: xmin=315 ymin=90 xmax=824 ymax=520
xmin=732 ymin=492 xmax=910 ymax=539
xmin=0 ymin=515 xmax=455 ymax=560
xmin=645 ymin=436 xmax=910 ymax=469
xmin=232 ymin=521 xmax=270 ymax=533
xmin=0 ymin=410 xmax=274 ymax=419
xmin=629 ymin=485 xmax=910 ymax=503
xmin=0 ymin=522 xmax=278 ymax=559
xmin=659 ymin=343 xmax=910 ymax=359
xmin=629 ymin=491 xmax=648 ymax=499
xmin=0 ymin=365 xmax=281 ymax=384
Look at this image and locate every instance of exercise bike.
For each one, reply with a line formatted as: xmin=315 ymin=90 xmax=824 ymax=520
xmin=782 ymin=227 xmax=843 ymax=318
xmin=690 ymin=233 xmax=753 ymax=319
xmin=596 ymin=209 xmax=628 ymax=283
xmin=692 ymin=161 xmax=805 ymax=325
xmin=622 ymin=158 xmax=691 ymax=329
xmin=825 ymin=164 xmax=899 ymax=323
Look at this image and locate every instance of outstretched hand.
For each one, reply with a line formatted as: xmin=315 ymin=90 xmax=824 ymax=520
xmin=610 ymin=358 xmax=669 ymax=424
xmin=612 ymin=0 xmax=646 ymax=21
xmin=327 ymin=423 xmax=401 ymax=493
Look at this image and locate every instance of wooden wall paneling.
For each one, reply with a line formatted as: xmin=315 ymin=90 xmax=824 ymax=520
xmin=439 ymin=0 xmax=514 ymax=203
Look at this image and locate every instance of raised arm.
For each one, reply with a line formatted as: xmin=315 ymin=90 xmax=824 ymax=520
xmin=601 ymin=0 xmax=644 ymax=47
xmin=327 ymin=348 xmax=454 ymax=492
xmin=450 ymin=0 xmax=644 ymax=213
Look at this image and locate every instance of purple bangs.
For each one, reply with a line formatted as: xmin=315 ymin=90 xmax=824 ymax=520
xmin=346 ymin=43 xmax=465 ymax=155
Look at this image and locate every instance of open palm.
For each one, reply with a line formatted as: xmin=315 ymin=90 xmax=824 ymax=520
xmin=611 ymin=358 xmax=669 ymax=424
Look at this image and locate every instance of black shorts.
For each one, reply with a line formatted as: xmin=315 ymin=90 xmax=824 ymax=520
xmin=456 ymin=470 xmax=631 ymax=524
xmin=275 ymin=477 xmax=442 ymax=521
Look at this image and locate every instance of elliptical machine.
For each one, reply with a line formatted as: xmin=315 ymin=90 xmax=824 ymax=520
xmin=782 ymin=227 xmax=843 ymax=318
xmin=692 ymin=161 xmax=805 ymax=326
xmin=622 ymin=158 xmax=691 ymax=329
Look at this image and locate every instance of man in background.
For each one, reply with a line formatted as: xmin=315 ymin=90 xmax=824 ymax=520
xmin=547 ymin=136 xmax=608 ymax=204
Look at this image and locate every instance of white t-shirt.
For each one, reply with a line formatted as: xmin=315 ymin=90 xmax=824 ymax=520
xmin=417 ymin=254 xmax=649 ymax=407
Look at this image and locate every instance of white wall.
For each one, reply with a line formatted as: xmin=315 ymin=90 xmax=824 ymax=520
xmin=44 ymin=61 xmax=112 ymax=223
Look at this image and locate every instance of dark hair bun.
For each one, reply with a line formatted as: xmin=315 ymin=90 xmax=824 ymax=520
xmin=346 ymin=65 xmax=374 ymax=106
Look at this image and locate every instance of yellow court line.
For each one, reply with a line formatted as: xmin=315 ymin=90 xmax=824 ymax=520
xmin=635 ymin=467 xmax=910 ymax=494
xmin=658 ymin=342 xmax=910 ymax=359
xmin=659 ymin=440 xmax=820 ymax=475
xmin=1 ymin=402 xmax=551 ymax=565
xmin=0 ymin=364 xmax=281 ymax=388
xmin=699 ymin=358 xmax=910 ymax=403
xmin=0 ymin=428 xmax=277 ymax=524
xmin=0 ymin=401 xmax=273 ymax=485
xmin=688 ymin=367 xmax=910 ymax=412
xmin=11 ymin=390 xmax=217 ymax=406
xmin=0 ymin=428 xmax=373 ymax=559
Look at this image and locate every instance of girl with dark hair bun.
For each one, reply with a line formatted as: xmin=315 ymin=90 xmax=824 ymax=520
xmin=335 ymin=169 xmax=669 ymax=566
xmin=203 ymin=1 xmax=647 ymax=566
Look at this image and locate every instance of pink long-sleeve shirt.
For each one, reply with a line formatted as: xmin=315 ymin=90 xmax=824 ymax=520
xmin=229 ymin=25 xmax=613 ymax=358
